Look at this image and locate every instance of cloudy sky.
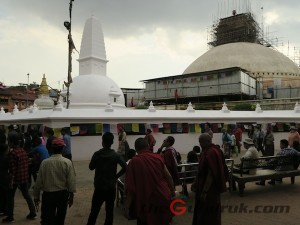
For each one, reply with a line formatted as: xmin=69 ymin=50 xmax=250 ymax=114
xmin=1 ymin=0 xmax=300 ymax=89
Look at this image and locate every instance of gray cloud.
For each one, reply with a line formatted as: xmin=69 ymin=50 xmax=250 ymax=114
xmin=1 ymin=0 xmax=300 ymax=87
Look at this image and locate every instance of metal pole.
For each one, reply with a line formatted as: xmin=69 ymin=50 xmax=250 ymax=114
xmin=27 ymin=73 xmax=29 ymax=108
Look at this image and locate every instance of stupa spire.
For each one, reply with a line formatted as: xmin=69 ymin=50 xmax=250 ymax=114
xmin=38 ymin=74 xmax=49 ymax=95
xmin=77 ymin=16 xmax=108 ymax=76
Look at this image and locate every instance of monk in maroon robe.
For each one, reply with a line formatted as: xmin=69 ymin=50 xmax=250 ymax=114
xmin=192 ymin=133 xmax=228 ymax=225
xmin=157 ymin=136 xmax=180 ymax=186
xmin=125 ymin=138 xmax=175 ymax=225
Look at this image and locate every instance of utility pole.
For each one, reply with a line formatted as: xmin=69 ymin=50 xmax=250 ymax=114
xmin=64 ymin=0 xmax=76 ymax=109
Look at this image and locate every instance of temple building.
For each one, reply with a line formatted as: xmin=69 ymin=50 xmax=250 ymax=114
xmin=143 ymin=11 xmax=300 ymax=105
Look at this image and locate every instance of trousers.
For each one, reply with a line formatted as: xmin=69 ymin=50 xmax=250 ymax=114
xmin=86 ymin=188 xmax=116 ymax=225
xmin=41 ymin=190 xmax=69 ymax=225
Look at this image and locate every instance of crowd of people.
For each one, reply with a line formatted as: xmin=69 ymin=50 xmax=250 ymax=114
xmin=86 ymin=126 xmax=228 ymax=225
xmin=1 ymin=123 xmax=300 ymax=225
xmin=0 ymin=125 xmax=74 ymax=224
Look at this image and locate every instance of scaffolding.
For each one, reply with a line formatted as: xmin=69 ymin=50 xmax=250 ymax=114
xmin=208 ymin=12 xmax=273 ymax=48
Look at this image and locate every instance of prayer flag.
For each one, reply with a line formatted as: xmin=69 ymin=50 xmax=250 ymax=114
xmin=189 ymin=124 xmax=195 ymax=133
xmin=103 ymin=124 xmax=110 ymax=133
xmin=110 ymin=124 xmax=118 ymax=134
xmin=171 ymin=123 xmax=177 ymax=133
xmin=124 ymin=123 xmax=132 ymax=132
xmin=195 ymin=124 xmax=201 ymax=133
xmin=132 ymin=123 xmax=139 ymax=132
xmin=70 ymin=126 xmax=80 ymax=135
xmin=176 ymin=123 xmax=182 ymax=133
xmin=95 ymin=124 xmax=102 ymax=134
xmin=182 ymin=123 xmax=189 ymax=133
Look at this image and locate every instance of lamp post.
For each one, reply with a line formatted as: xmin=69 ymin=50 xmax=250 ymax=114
xmin=64 ymin=0 xmax=75 ymax=109
xmin=26 ymin=73 xmax=29 ymax=108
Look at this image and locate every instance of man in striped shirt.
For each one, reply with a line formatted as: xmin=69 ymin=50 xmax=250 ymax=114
xmin=33 ymin=138 xmax=76 ymax=225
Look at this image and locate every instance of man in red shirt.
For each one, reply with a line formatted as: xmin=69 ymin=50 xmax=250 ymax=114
xmin=3 ymin=133 xmax=36 ymax=223
xmin=144 ymin=129 xmax=156 ymax=152
xmin=125 ymin=138 xmax=175 ymax=225
xmin=234 ymin=124 xmax=243 ymax=153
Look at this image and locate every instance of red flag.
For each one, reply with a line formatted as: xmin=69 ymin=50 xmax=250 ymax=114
xmin=175 ymin=89 xmax=179 ymax=101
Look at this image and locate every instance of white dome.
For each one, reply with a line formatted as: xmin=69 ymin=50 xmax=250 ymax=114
xmin=69 ymin=74 xmax=125 ymax=109
xmin=34 ymin=94 xmax=54 ymax=110
xmin=183 ymin=42 xmax=300 ymax=78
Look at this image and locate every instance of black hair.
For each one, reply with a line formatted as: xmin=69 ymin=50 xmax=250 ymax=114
xmin=32 ymin=135 xmax=42 ymax=146
xmin=187 ymin=150 xmax=198 ymax=163
xmin=47 ymin=129 xmax=54 ymax=136
xmin=166 ymin=136 xmax=175 ymax=146
xmin=52 ymin=145 xmax=64 ymax=154
xmin=8 ymin=133 xmax=22 ymax=146
xmin=102 ymin=132 xmax=114 ymax=147
xmin=192 ymin=146 xmax=201 ymax=153
xmin=135 ymin=138 xmax=149 ymax=152
xmin=280 ymin=139 xmax=289 ymax=148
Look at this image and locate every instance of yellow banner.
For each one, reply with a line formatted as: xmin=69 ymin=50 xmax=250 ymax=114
xmin=95 ymin=124 xmax=102 ymax=133
xmin=70 ymin=126 xmax=80 ymax=135
xmin=132 ymin=123 xmax=139 ymax=132
xmin=195 ymin=124 xmax=201 ymax=133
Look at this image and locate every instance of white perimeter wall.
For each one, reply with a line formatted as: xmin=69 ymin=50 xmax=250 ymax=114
xmin=71 ymin=132 xmax=289 ymax=161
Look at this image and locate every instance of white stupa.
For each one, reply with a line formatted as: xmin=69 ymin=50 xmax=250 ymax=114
xmin=68 ymin=15 xmax=125 ymax=109
xmin=34 ymin=74 xmax=54 ymax=110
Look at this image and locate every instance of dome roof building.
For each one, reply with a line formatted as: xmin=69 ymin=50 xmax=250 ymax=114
xmin=184 ymin=11 xmax=300 ymax=86
xmin=183 ymin=42 xmax=300 ymax=79
xmin=67 ymin=16 xmax=125 ymax=109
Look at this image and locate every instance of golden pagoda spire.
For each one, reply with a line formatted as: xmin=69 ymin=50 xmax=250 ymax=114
xmin=38 ymin=74 xmax=49 ymax=95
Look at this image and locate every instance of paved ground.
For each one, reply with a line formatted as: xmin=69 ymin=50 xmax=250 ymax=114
xmin=7 ymin=154 xmax=300 ymax=225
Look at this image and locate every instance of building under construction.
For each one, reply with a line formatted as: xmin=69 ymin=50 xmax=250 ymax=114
xmin=208 ymin=11 xmax=271 ymax=47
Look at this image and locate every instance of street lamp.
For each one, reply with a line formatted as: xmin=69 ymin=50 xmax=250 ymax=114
xmin=27 ymin=73 xmax=30 ymax=107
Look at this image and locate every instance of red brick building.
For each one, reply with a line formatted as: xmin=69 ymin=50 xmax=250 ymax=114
xmin=0 ymin=85 xmax=38 ymax=112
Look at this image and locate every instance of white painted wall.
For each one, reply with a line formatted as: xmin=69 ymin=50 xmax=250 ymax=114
xmin=71 ymin=132 xmax=289 ymax=161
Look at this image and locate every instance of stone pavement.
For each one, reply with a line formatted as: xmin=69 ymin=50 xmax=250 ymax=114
xmin=9 ymin=159 xmax=300 ymax=225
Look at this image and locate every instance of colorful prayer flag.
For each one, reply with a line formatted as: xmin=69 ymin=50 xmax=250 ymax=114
xmin=70 ymin=126 xmax=80 ymax=135
xmin=195 ymin=124 xmax=201 ymax=133
xmin=95 ymin=124 xmax=102 ymax=134
xmin=103 ymin=124 xmax=110 ymax=133
xmin=132 ymin=123 xmax=139 ymax=132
